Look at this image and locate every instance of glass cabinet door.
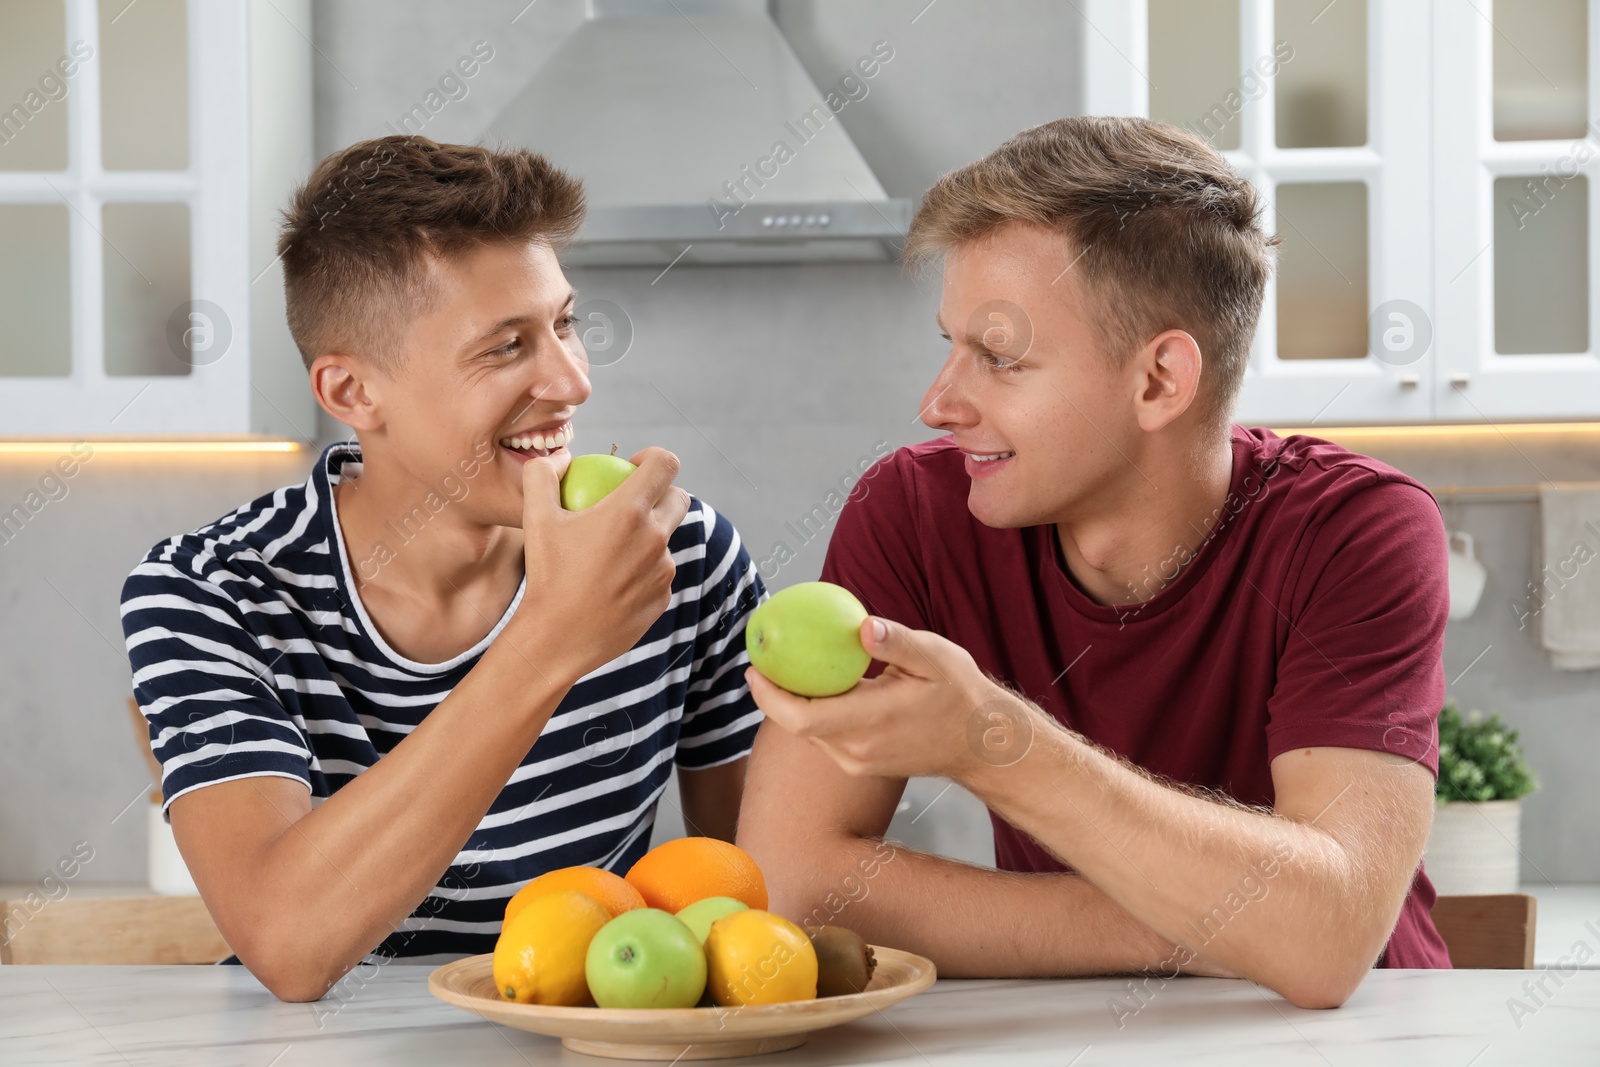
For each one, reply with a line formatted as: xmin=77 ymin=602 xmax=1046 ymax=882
xmin=1095 ymin=0 xmax=1435 ymax=425
xmin=0 ymin=0 xmax=286 ymax=437
xmin=0 ymin=0 xmax=313 ymax=439
xmin=1435 ymin=0 xmax=1600 ymax=420
xmin=0 ymin=0 xmax=196 ymax=391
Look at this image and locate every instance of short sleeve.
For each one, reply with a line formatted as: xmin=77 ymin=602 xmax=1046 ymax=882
xmin=1264 ymin=479 xmax=1449 ymax=776
xmin=818 ymin=450 xmax=935 ymax=679
xmin=673 ymin=501 xmax=766 ymax=770
xmin=120 ymin=549 xmax=314 ymax=821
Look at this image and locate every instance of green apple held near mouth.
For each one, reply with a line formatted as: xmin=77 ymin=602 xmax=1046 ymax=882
xmin=560 ymin=450 xmax=637 ymax=511
xmin=585 ymin=908 xmax=707 ymax=1009
xmin=746 ymin=581 xmax=872 ymax=698
xmin=675 ymin=896 xmax=749 ymax=946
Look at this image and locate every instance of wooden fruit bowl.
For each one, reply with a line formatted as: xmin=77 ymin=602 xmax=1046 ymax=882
xmin=428 ymin=945 xmax=936 ymax=1060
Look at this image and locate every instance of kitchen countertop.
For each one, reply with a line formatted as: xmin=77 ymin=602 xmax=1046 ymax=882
xmin=4 ymin=964 xmax=1596 ymax=1065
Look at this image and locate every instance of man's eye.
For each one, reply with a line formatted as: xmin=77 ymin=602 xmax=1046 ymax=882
xmin=558 ymin=314 xmax=580 ymax=331
xmin=495 ymin=337 xmax=522 ymax=357
xmin=981 ymin=351 xmax=1021 ymax=371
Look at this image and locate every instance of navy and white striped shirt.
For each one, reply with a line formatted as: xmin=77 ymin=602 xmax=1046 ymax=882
xmin=120 ymin=442 xmax=765 ymax=962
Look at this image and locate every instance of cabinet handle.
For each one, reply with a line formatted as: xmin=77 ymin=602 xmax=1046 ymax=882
xmin=1449 ymin=373 xmax=1471 ymax=388
xmin=1399 ymin=374 xmax=1421 ymax=388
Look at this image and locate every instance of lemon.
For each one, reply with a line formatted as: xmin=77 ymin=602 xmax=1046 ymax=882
xmin=492 ymin=888 xmax=611 ymax=1005
xmin=704 ymin=909 xmax=818 ymax=1006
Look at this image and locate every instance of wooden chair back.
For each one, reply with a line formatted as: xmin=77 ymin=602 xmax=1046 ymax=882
xmin=0 ymin=895 xmax=230 ymax=965
xmin=1431 ymin=893 xmax=1537 ymax=969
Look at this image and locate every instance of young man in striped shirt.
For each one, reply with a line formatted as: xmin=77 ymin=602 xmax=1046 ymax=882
xmin=119 ymin=138 xmax=764 ymax=1001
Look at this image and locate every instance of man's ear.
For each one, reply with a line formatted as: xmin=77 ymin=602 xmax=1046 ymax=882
xmin=1131 ymin=329 xmax=1203 ymax=433
xmin=310 ymin=352 xmax=385 ymax=432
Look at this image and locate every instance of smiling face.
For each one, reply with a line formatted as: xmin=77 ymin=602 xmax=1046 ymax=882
xmin=920 ymin=222 xmax=1142 ymax=530
xmin=354 ymin=239 xmax=591 ymax=528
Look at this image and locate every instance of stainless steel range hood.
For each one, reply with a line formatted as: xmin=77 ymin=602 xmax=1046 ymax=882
xmin=481 ymin=0 xmax=912 ymax=267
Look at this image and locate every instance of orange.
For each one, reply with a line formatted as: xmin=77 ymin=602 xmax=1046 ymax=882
xmin=624 ymin=838 xmax=768 ymax=914
xmin=503 ymin=866 xmax=646 ymax=926
xmin=704 ymin=909 xmax=818 ymax=1006
xmin=492 ymin=889 xmax=611 ymax=1005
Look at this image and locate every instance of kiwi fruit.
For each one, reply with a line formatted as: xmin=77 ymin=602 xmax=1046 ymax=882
xmin=809 ymin=926 xmax=877 ymax=997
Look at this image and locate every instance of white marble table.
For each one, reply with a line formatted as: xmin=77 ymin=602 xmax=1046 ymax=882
xmin=1528 ymin=883 xmax=1600 ymax=969
xmin=3 ymin=964 xmax=1596 ymax=1065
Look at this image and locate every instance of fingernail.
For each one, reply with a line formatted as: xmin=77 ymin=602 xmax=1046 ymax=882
xmin=871 ymin=618 xmax=888 ymax=642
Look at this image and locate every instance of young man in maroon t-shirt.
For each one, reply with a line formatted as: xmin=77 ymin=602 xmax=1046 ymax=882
xmin=737 ymin=116 xmax=1451 ymax=1010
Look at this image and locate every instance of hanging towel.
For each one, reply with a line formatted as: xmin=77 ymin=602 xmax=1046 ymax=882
xmin=1536 ymin=482 xmax=1600 ymax=670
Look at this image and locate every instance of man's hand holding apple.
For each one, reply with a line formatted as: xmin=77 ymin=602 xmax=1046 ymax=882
xmin=745 ymin=616 xmax=1027 ymax=783
xmin=511 ymin=446 xmax=691 ymax=685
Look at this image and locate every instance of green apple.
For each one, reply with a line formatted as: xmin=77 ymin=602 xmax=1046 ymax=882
xmin=675 ymin=897 xmax=749 ymax=946
xmin=745 ymin=581 xmax=871 ymax=697
xmin=585 ymin=908 xmax=706 ymax=1009
xmin=561 ymin=451 xmax=637 ymax=511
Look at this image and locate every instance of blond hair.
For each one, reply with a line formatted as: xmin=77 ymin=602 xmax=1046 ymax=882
xmin=906 ymin=116 xmax=1279 ymax=427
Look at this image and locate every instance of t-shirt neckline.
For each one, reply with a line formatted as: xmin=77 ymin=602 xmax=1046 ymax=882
xmin=1041 ymin=429 xmax=1263 ymax=625
xmin=316 ymin=440 xmax=526 ymax=675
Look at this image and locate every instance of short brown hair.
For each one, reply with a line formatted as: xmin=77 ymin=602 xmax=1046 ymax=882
xmin=278 ymin=136 xmax=586 ymax=371
xmin=906 ymin=116 xmax=1278 ymax=427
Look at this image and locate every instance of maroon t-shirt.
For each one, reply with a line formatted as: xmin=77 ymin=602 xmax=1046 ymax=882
xmin=819 ymin=426 xmax=1451 ymax=968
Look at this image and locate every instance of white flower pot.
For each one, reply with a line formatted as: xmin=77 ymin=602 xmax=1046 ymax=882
xmin=1423 ymin=798 xmax=1523 ymax=895
xmin=148 ymin=801 xmax=199 ymax=895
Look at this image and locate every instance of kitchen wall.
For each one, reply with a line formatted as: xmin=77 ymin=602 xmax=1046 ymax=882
xmin=1 ymin=0 xmax=1594 ymax=890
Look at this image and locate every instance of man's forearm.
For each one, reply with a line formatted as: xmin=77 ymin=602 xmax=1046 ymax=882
xmin=245 ymin=625 xmax=573 ymax=996
xmin=763 ymin=832 xmax=1183 ymax=979
xmin=956 ymin=707 xmax=1405 ymax=1006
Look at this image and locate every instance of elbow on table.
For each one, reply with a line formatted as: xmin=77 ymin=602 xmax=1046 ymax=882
xmin=746 ymin=848 xmax=822 ymax=923
xmin=231 ymin=929 xmax=341 ymax=1003
xmin=1272 ymin=958 xmax=1370 ymax=1010
xmin=1269 ymin=921 xmax=1396 ymax=1009
xmin=251 ymin=955 xmax=340 ymax=1004
xmin=259 ymin=971 xmax=335 ymax=1004
xmin=741 ymin=832 xmax=854 ymax=926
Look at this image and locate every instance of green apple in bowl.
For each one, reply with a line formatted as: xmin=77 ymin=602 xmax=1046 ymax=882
xmin=561 ymin=446 xmax=636 ymax=511
xmin=585 ymin=908 xmax=707 ymax=1009
xmin=675 ymin=897 xmax=749 ymax=946
xmin=746 ymin=581 xmax=872 ymax=698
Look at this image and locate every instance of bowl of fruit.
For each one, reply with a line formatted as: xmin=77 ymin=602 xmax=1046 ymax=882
xmin=428 ymin=838 xmax=936 ymax=1060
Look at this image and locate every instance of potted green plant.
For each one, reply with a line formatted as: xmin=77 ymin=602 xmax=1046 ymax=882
xmin=1423 ymin=700 xmax=1539 ymax=895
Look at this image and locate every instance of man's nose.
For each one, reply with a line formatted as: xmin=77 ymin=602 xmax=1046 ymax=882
xmin=919 ymin=359 xmax=970 ymax=431
xmin=538 ymin=337 xmax=593 ymax=406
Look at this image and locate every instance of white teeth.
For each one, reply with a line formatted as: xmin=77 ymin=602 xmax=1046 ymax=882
xmin=971 ymin=451 xmax=1015 ymax=462
xmin=499 ymin=424 xmax=571 ymax=453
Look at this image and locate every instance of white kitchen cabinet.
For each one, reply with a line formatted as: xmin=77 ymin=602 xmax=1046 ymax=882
xmin=1433 ymin=0 xmax=1600 ymax=420
xmin=1084 ymin=0 xmax=1600 ymax=425
xmin=0 ymin=0 xmax=314 ymax=440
